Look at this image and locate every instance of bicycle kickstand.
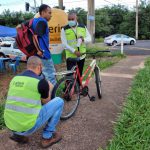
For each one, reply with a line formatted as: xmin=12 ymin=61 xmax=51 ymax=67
xmin=87 ymin=93 xmax=96 ymax=101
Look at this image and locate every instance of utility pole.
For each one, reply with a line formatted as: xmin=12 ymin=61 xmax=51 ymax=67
xmin=58 ymin=0 xmax=63 ymax=10
xmin=34 ymin=0 xmax=36 ymax=13
xmin=135 ymin=0 xmax=138 ymax=39
xmin=87 ymin=0 xmax=95 ymax=43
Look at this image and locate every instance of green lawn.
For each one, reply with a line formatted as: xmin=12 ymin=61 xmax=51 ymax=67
xmin=105 ymin=57 xmax=150 ymax=150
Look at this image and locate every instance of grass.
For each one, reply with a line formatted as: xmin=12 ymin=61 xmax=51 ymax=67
xmin=85 ymin=45 xmax=125 ymax=70
xmin=95 ymin=37 xmax=104 ymax=43
xmin=105 ymin=57 xmax=150 ymax=150
xmin=0 ymin=103 xmax=5 ymax=130
xmin=82 ymin=47 xmax=125 ymax=81
xmin=0 ymin=82 xmax=7 ymax=130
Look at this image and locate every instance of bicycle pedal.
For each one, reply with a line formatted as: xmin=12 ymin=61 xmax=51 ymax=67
xmin=90 ymin=96 xmax=96 ymax=101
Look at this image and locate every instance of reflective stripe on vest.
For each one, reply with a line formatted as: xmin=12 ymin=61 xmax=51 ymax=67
xmin=4 ymin=76 xmax=41 ymax=132
xmin=7 ymin=96 xmax=41 ymax=105
xmin=5 ymin=104 xmax=40 ymax=115
xmin=64 ymin=25 xmax=86 ymax=58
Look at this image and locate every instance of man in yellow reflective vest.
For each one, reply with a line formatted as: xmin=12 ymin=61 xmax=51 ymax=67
xmin=61 ymin=12 xmax=91 ymax=83
xmin=4 ymin=56 xmax=64 ymax=148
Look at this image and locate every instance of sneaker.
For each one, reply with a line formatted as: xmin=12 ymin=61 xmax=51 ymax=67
xmin=10 ymin=134 xmax=29 ymax=144
xmin=41 ymin=132 xmax=62 ymax=148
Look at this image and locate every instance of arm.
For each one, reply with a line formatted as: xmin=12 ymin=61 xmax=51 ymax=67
xmin=61 ymin=28 xmax=75 ymax=53
xmin=61 ymin=28 xmax=80 ymax=57
xmin=84 ymin=27 xmax=92 ymax=43
xmin=38 ymin=79 xmax=53 ymax=105
xmin=35 ymin=20 xmax=47 ymax=37
xmin=79 ymin=27 xmax=92 ymax=44
xmin=35 ymin=20 xmax=47 ymax=56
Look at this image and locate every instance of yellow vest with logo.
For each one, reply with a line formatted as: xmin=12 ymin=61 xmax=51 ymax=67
xmin=4 ymin=76 xmax=41 ymax=132
xmin=64 ymin=24 xmax=86 ymax=58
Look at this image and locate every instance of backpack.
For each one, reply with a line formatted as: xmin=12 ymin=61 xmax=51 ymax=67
xmin=15 ymin=19 xmax=43 ymax=57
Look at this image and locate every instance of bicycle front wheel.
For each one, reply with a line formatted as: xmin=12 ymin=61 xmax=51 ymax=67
xmin=52 ymin=76 xmax=80 ymax=120
xmin=94 ymin=66 xmax=102 ymax=99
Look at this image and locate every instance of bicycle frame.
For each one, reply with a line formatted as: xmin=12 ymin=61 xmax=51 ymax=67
xmin=73 ymin=58 xmax=97 ymax=88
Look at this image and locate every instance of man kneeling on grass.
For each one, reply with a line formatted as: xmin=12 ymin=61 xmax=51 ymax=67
xmin=4 ymin=56 xmax=64 ymax=148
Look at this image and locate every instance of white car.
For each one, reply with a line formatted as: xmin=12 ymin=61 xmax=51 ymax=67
xmin=0 ymin=37 xmax=15 ymax=45
xmin=0 ymin=40 xmax=26 ymax=61
xmin=104 ymin=34 xmax=136 ymax=46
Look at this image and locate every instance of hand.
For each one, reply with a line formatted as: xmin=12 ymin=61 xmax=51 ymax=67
xmin=37 ymin=51 xmax=43 ymax=57
xmin=74 ymin=51 xmax=80 ymax=57
xmin=79 ymin=36 xmax=84 ymax=42
xmin=16 ymin=24 xmax=21 ymax=29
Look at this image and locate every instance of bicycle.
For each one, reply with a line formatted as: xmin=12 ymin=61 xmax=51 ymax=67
xmin=52 ymin=50 xmax=110 ymax=120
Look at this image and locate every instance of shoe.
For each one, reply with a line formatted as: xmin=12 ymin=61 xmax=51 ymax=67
xmin=10 ymin=134 xmax=29 ymax=144
xmin=41 ymin=132 xmax=62 ymax=148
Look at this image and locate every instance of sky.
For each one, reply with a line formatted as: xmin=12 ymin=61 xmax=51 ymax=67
xmin=0 ymin=0 xmax=141 ymax=13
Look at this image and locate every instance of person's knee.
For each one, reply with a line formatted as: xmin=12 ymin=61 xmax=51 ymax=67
xmin=53 ymin=97 xmax=64 ymax=107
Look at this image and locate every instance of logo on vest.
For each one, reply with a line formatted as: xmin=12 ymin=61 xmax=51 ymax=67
xmin=13 ymin=81 xmax=24 ymax=87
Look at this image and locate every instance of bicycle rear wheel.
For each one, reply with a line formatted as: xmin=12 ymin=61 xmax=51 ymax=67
xmin=94 ymin=66 xmax=102 ymax=99
xmin=52 ymin=76 xmax=80 ymax=120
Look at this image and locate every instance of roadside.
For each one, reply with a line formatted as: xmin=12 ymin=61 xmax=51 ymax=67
xmin=0 ymin=55 xmax=147 ymax=150
xmin=106 ymin=57 xmax=150 ymax=150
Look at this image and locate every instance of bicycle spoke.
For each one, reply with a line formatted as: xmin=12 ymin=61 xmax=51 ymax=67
xmin=53 ymin=76 xmax=80 ymax=120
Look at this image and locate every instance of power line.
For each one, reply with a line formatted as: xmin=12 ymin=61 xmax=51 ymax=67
xmin=103 ymin=0 xmax=115 ymax=5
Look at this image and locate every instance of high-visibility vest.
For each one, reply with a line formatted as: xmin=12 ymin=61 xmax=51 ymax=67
xmin=4 ymin=76 xmax=41 ymax=132
xmin=64 ymin=24 xmax=86 ymax=58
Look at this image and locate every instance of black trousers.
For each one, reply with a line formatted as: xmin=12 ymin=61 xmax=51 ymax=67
xmin=66 ymin=58 xmax=85 ymax=85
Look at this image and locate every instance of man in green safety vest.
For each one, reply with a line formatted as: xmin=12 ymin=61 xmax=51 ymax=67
xmin=4 ymin=56 xmax=64 ymax=148
xmin=61 ymin=12 xmax=91 ymax=82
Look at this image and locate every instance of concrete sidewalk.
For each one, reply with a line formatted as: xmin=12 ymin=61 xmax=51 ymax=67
xmin=0 ymin=55 xmax=147 ymax=150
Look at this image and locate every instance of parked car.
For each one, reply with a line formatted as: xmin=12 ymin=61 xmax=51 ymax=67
xmin=0 ymin=37 xmax=15 ymax=45
xmin=0 ymin=40 xmax=26 ymax=61
xmin=104 ymin=34 xmax=136 ymax=46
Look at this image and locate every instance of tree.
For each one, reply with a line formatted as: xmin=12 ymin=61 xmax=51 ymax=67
xmin=0 ymin=9 xmax=34 ymax=27
xmin=138 ymin=2 xmax=150 ymax=39
xmin=95 ymin=8 xmax=112 ymax=37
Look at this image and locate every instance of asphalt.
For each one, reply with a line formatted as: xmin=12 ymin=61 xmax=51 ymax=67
xmin=111 ymin=40 xmax=150 ymax=56
xmin=0 ymin=55 xmax=148 ymax=150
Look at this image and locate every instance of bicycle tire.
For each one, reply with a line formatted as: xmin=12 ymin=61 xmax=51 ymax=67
xmin=52 ymin=76 xmax=80 ymax=120
xmin=94 ymin=66 xmax=102 ymax=99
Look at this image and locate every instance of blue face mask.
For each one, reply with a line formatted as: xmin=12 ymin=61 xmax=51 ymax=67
xmin=68 ymin=20 xmax=76 ymax=27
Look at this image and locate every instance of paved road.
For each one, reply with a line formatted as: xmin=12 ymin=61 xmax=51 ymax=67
xmin=111 ymin=40 xmax=150 ymax=55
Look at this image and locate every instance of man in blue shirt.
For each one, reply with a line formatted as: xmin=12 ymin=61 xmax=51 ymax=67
xmin=32 ymin=4 xmax=56 ymax=85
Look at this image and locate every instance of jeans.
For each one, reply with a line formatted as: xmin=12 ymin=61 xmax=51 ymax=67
xmin=14 ymin=97 xmax=64 ymax=139
xmin=66 ymin=58 xmax=85 ymax=86
xmin=41 ymin=58 xmax=56 ymax=85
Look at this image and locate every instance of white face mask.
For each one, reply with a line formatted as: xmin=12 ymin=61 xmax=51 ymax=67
xmin=68 ymin=20 xmax=76 ymax=27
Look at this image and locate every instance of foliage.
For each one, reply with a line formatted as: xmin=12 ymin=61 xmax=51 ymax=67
xmin=138 ymin=3 xmax=150 ymax=39
xmin=95 ymin=8 xmax=112 ymax=37
xmin=67 ymin=4 xmax=150 ymax=40
xmin=98 ymin=60 xmax=114 ymax=70
xmin=0 ymin=2 xmax=150 ymax=39
xmin=0 ymin=10 xmax=34 ymax=27
xmin=106 ymin=57 xmax=150 ymax=150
